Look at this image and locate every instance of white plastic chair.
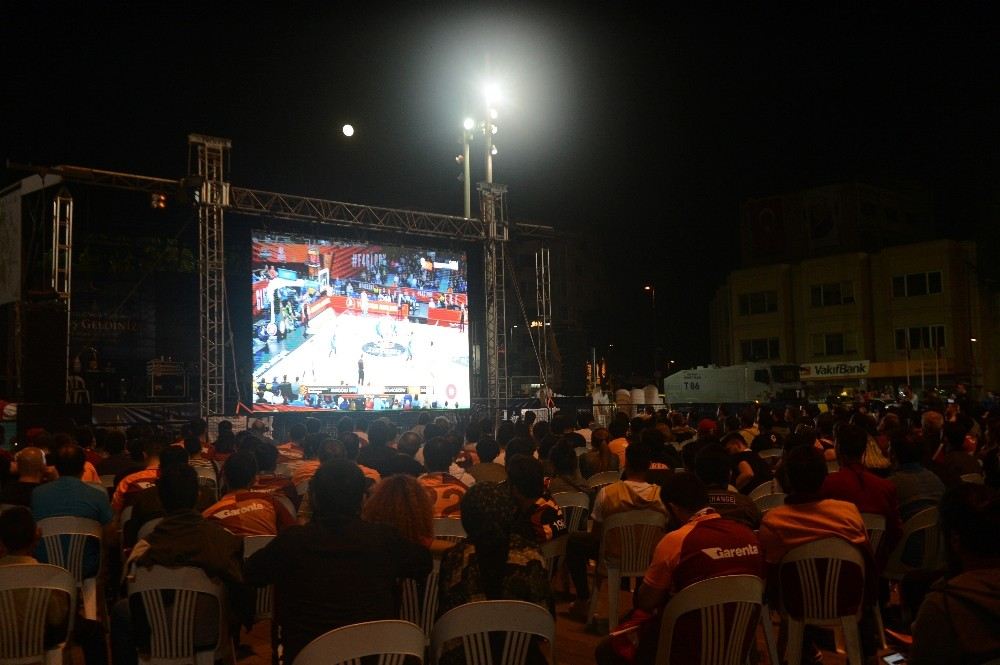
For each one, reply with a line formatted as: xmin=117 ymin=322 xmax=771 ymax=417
xmin=37 ymin=515 xmax=103 ymax=620
xmin=749 ymin=479 xmax=782 ymax=501
xmin=654 ymin=575 xmax=764 ymax=665
xmin=960 ymin=472 xmax=985 ymax=484
xmin=587 ymin=470 xmax=621 ymax=492
xmin=433 ymin=517 xmax=467 ymax=543
xmin=431 ymin=600 xmax=555 ymax=665
xmin=752 ymin=492 xmax=787 ymax=515
xmin=136 ymin=517 xmax=164 ymax=542
xmin=587 ymin=509 xmax=667 ymax=630
xmin=551 ymin=491 xmax=590 ymax=532
xmin=194 ymin=466 xmax=218 ymax=500
xmin=861 ymin=513 xmax=888 ymax=651
xmin=128 ymin=565 xmax=232 ymax=665
xmin=68 ymin=375 xmax=90 ymax=404
xmin=758 ymin=448 xmax=783 ymax=464
xmin=0 ymin=563 xmax=77 ymax=665
xmin=540 ymin=534 xmax=568 ymax=572
xmin=243 ymin=535 xmax=276 ymax=622
xmin=399 ymin=559 xmax=441 ymax=645
xmin=883 ymin=507 xmax=944 ymax=581
xmin=777 ymin=538 xmax=866 ymax=665
xmin=293 ymin=619 xmax=424 ymax=665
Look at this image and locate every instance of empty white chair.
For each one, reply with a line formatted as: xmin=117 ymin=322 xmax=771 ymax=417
xmin=128 ymin=565 xmax=232 ymax=665
xmin=293 ymin=619 xmax=425 ymax=665
xmin=431 ymin=600 xmax=555 ymax=665
xmin=37 ymin=516 xmax=103 ymax=621
xmin=551 ymin=491 xmax=590 ymax=532
xmin=587 ymin=509 xmax=667 ymax=630
xmin=433 ymin=517 xmax=467 ymax=543
xmin=655 ymin=575 xmax=764 ymax=665
xmin=777 ymin=537 xmax=866 ymax=665
xmin=0 ymin=563 xmax=77 ymax=665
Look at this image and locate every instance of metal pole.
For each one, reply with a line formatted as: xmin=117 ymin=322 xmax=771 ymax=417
xmin=934 ymin=327 xmax=940 ymax=388
xmin=485 ymin=109 xmax=494 ymax=184
xmin=463 ymin=134 xmax=471 ymax=218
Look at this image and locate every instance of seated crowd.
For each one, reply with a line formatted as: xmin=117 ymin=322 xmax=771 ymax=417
xmin=0 ymin=400 xmax=997 ymax=665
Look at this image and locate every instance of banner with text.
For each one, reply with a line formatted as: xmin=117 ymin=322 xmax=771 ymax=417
xmin=800 ymin=360 xmax=870 ymax=380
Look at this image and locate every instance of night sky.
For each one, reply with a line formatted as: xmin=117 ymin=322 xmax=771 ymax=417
xmin=4 ymin=4 xmax=999 ymax=376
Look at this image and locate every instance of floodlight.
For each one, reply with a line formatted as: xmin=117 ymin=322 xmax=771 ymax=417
xmin=483 ymin=81 xmax=501 ymax=106
xmin=491 ymin=145 xmax=498 ymax=155
xmin=463 ymin=117 xmax=475 ymax=131
xmin=342 ymin=124 xmax=355 ymax=137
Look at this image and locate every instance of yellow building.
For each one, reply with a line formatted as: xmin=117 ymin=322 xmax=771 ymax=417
xmin=711 ymin=239 xmax=996 ymax=395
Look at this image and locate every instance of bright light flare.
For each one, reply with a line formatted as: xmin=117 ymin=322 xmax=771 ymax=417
xmin=342 ymin=124 xmax=355 ymax=137
xmin=463 ymin=117 xmax=475 ymax=131
xmin=483 ymin=81 xmax=502 ymax=106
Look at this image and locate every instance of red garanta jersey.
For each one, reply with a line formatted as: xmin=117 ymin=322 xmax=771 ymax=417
xmin=202 ymin=490 xmax=296 ymax=536
xmin=250 ymin=474 xmax=300 ymax=507
xmin=643 ymin=509 xmax=763 ymax=593
xmin=112 ymin=468 xmax=159 ymax=512
xmin=418 ymin=473 xmax=468 ymax=518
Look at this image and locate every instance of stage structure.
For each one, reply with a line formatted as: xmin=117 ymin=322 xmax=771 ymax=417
xmin=10 ymin=134 xmax=555 ymax=420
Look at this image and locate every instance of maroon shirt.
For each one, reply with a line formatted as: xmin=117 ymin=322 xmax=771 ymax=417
xmin=820 ymin=462 xmax=902 ymax=568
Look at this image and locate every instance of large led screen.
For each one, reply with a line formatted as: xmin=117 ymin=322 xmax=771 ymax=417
xmin=251 ymin=233 xmax=470 ymax=411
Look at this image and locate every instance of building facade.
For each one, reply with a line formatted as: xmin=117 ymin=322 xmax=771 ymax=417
xmin=711 ymin=238 xmax=997 ymax=396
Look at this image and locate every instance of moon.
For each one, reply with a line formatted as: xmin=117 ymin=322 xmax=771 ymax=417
xmin=342 ymin=124 xmax=354 ymax=137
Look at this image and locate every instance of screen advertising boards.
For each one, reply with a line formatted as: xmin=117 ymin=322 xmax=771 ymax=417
xmin=251 ymin=232 xmax=471 ymax=412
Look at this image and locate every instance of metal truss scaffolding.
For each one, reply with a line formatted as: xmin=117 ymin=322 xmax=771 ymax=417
xmin=188 ymin=134 xmax=231 ymax=417
xmin=11 ymin=137 xmax=557 ymax=418
xmin=480 ymin=182 xmax=510 ymax=417
xmin=535 ymin=247 xmax=552 ymax=403
xmin=51 ymin=188 xmax=73 ymax=402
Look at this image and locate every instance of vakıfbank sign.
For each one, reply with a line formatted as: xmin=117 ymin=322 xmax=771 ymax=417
xmin=800 ymin=360 xmax=870 ymax=380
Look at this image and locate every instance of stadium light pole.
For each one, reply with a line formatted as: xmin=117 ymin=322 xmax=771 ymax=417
xmin=644 ymin=285 xmax=657 ymax=378
xmin=462 ymin=117 xmax=475 ymax=218
xmin=483 ymin=82 xmax=500 ymax=184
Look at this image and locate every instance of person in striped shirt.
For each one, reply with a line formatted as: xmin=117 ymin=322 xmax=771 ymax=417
xmin=203 ymin=452 xmax=296 ymax=536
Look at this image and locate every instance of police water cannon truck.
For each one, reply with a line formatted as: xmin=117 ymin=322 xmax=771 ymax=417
xmin=663 ymin=364 xmax=804 ymax=407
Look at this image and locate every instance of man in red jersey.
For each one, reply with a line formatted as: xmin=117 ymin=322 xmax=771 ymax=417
xmin=596 ymin=472 xmax=763 ymax=664
xmin=203 ymin=452 xmax=295 ymax=536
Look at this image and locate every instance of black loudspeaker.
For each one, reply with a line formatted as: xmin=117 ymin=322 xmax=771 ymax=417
xmin=17 ymin=402 xmax=92 ymax=442
xmin=21 ymin=300 xmax=68 ymax=402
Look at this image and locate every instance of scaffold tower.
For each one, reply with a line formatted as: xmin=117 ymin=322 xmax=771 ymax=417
xmin=480 ymin=181 xmax=510 ymax=418
xmin=188 ymin=134 xmax=231 ymax=417
xmin=51 ymin=187 xmax=73 ymax=402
